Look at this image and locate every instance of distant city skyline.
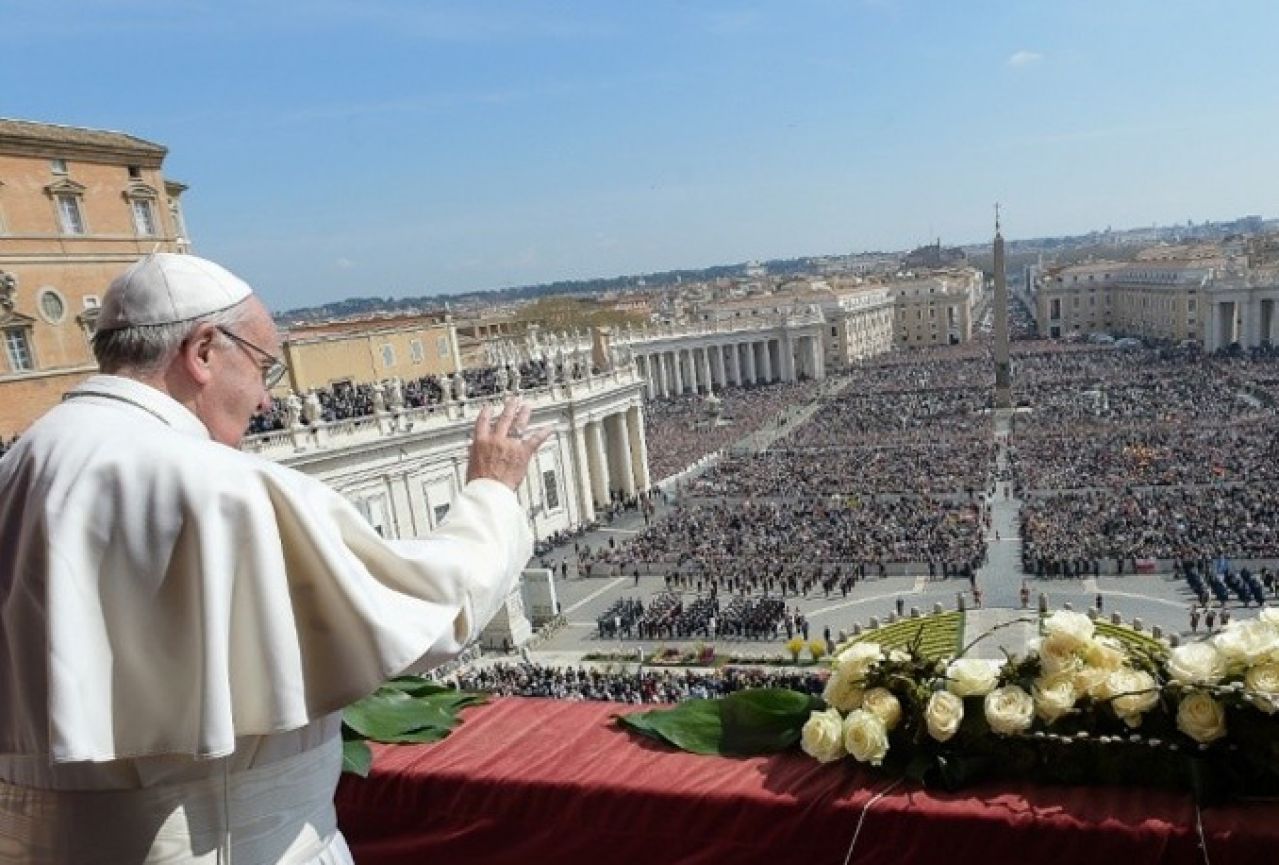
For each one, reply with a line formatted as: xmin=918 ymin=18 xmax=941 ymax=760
xmin=3 ymin=1 xmax=1277 ymax=309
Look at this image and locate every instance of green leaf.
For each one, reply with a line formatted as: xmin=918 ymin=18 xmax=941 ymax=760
xmin=381 ymin=676 xmax=454 ymax=698
xmin=342 ymin=687 xmax=486 ymax=741
xmin=343 ymin=691 xmax=440 ymax=739
xmin=719 ymin=689 xmax=823 ymax=755
xmin=342 ymin=739 xmax=373 ymax=777
xmin=622 ymin=699 xmax=725 ymax=755
xmin=619 ymin=689 xmax=819 ymax=757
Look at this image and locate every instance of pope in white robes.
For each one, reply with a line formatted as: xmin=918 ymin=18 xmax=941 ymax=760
xmin=0 ymin=254 xmax=549 ymax=864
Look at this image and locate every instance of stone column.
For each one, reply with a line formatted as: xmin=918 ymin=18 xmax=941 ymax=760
xmin=1246 ymin=296 xmax=1263 ymax=348
xmin=636 ymin=355 xmax=650 ymax=399
xmin=744 ymin=341 xmax=758 ymax=383
xmin=711 ymin=343 xmax=727 ymax=388
xmin=573 ymin=424 xmax=596 ymax=522
xmin=606 ymin=412 xmax=636 ymax=498
xmin=700 ymin=346 xmax=714 ymax=393
xmin=760 ymin=339 xmax=774 ymax=383
xmin=626 ymin=403 xmax=651 ymax=490
xmin=586 ymin=420 xmax=611 ymax=508
xmin=812 ymin=335 xmax=825 ymax=379
xmin=670 ymin=350 xmax=684 ymax=394
xmin=653 ymin=352 xmax=667 ymax=397
xmin=728 ymin=343 xmax=742 ymax=386
xmin=780 ymin=336 xmax=797 ymax=382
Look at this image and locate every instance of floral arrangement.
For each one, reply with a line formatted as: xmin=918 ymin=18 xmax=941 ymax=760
xmin=620 ymin=609 xmax=1279 ymax=801
xmin=647 ymin=643 xmax=718 ymax=666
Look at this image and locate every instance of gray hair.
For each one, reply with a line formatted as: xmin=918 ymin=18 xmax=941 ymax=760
xmin=93 ymin=300 xmax=256 ymax=375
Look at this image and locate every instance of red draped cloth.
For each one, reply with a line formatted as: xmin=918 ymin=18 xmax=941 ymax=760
xmin=335 ymin=697 xmax=1276 ymax=865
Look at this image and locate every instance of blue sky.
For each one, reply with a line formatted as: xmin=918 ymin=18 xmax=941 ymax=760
xmin=3 ymin=1 xmax=1277 ymax=309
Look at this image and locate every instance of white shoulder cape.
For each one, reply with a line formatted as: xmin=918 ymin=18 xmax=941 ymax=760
xmin=0 ymin=376 xmax=530 ymax=762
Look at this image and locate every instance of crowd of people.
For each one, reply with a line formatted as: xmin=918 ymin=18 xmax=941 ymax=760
xmin=687 ymin=441 xmax=993 ymax=497
xmin=596 ymin=591 xmax=790 ymax=640
xmin=452 ymin=662 xmax=826 ymax=704
xmin=1010 ymin=422 xmax=1279 ymax=491
xmin=1013 ymin=348 xmax=1279 ymax=567
xmin=642 ymin=381 xmax=822 ymax=482
xmin=591 ymin=498 xmax=987 ymax=574
xmin=1021 ymin=485 xmax=1279 ymax=567
xmin=779 ymin=387 xmax=991 ymax=446
xmin=245 ymin=359 xmax=552 ymax=434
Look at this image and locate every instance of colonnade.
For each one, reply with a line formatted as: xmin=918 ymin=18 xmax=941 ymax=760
xmin=1205 ymin=293 xmax=1279 ymax=352
xmin=571 ymin=401 xmax=651 ymax=521
xmin=633 ymin=334 xmax=824 ymax=400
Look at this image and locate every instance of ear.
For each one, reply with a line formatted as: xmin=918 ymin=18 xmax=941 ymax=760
xmin=180 ymin=324 xmax=220 ymax=386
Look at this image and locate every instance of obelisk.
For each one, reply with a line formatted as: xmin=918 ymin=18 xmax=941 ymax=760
xmin=993 ymin=206 xmax=1012 ymax=409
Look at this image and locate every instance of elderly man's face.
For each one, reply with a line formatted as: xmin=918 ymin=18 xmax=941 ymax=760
xmin=201 ymin=297 xmax=280 ymax=447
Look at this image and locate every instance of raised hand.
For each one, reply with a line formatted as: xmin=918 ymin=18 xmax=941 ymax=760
xmin=466 ymin=397 xmax=553 ymax=491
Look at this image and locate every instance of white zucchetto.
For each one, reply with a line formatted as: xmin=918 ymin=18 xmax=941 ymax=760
xmin=96 ymin=253 xmax=254 ymax=332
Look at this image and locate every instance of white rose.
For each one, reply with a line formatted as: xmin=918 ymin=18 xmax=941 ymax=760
xmin=1214 ymin=619 xmax=1279 ymax=671
xmin=1036 ymin=632 xmax=1083 ymax=676
xmin=835 ymin=643 xmax=884 ymax=680
xmin=1082 ymin=636 xmax=1125 ymax=672
xmin=1176 ymin=691 xmax=1227 ymax=744
xmin=800 ymin=708 xmax=847 ymax=763
xmin=861 ymin=687 xmax=903 ymax=731
xmin=843 ymin=709 xmax=890 ymax=766
xmin=1167 ymin=642 xmax=1227 ymax=686
xmin=984 ymin=685 xmax=1036 ymax=736
xmin=1074 ymin=663 xmax=1113 ymax=699
xmin=1244 ymin=661 xmax=1279 ymax=714
xmin=822 ymin=668 xmax=865 ymax=713
xmin=1043 ymin=610 xmax=1095 ymax=650
xmin=1032 ymin=674 xmax=1077 ymax=725
xmin=925 ymin=690 xmax=964 ymax=743
xmin=1259 ymin=607 xmax=1279 ymax=629
xmin=1109 ymin=669 xmax=1160 ymax=725
xmin=946 ymin=658 xmax=1002 ymax=697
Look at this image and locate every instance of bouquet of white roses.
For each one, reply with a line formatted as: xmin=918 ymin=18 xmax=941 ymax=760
xmin=620 ymin=609 xmax=1279 ymax=801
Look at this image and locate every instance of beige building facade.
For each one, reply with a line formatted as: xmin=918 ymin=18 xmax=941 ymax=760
xmin=281 ymin=316 xmax=462 ymax=395
xmin=890 ymin=269 xmax=982 ymax=348
xmin=0 ymin=119 xmax=190 ymax=438
xmin=1033 ymin=254 xmax=1279 ymax=348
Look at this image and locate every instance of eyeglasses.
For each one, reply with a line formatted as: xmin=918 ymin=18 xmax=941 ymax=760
xmin=216 ymin=326 xmax=289 ymax=389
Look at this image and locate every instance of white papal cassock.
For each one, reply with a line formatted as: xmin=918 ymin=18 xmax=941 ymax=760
xmin=0 ymin=375 xmax=532 ymax=864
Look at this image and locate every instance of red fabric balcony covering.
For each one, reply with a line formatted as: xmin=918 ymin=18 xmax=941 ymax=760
xmin=335 ymin=696 xmax=1275 ymax=865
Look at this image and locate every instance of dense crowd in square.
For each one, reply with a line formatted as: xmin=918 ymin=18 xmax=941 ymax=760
xmin=590 ymin=498 xmax=988 ymax=576
xmin=641 ymin=381 xmax=822 ymax=482
xmin=452 ymin=662 xmax=826 ymax=704
xmin=1014 ymin=347 xmax=1279 ymax=568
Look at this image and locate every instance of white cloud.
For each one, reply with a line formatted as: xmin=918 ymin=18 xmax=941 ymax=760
xmin=336 ymin=257 xmax=356 ymax=269
xmin=1008 ymin=50 xmax=1044 ymax=68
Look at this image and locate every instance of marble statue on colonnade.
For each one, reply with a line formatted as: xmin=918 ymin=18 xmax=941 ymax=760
xmin=284 ymin=391 xmax=303 ymax=428
xmin=303 ymin=390 xmax=322 ymax=426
